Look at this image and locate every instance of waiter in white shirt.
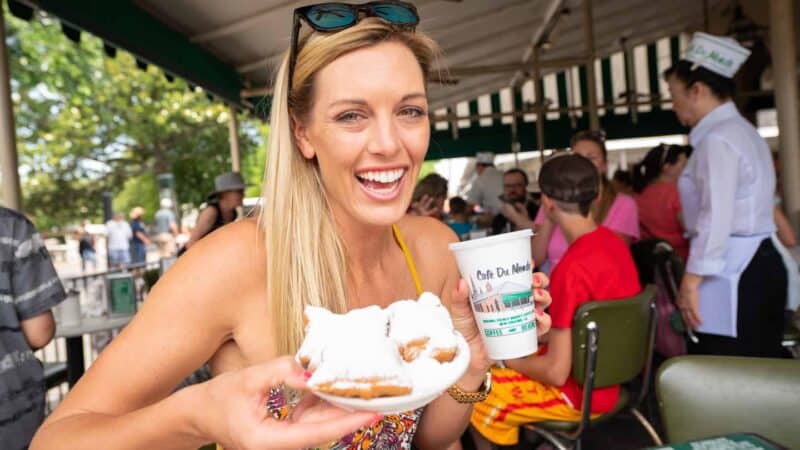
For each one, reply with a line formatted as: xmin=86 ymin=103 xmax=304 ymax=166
xmin=665 ymin=33 xmax=787 ymax=357
xmin=465 ymin=152 xmax=505 ymax=215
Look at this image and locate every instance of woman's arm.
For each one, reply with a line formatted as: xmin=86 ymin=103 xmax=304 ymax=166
xmin=33 ymin=383 xmax=208 ymax=450
xmin=32 ymin=221 xmax=258 ymax=449
xmin=184 ymin=207 xmax=218 ymax=249
xmin=414 ymin=227 xmax=487 ymax=449
xmin=774 ymin=205 xmax=797 ymax=247
xmin=412 ymin=220 xmax=552 ymax=449
xmin=677 ymin=136 xmax=739 ymax=328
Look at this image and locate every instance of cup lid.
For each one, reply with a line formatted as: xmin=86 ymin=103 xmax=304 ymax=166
xmin=448 ymin=229 xmax=533 ymax=252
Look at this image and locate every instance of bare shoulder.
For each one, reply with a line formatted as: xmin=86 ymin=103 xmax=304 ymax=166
xmin=396 ymin=216 xmax=459 ymax=295
xmin=398 ymin=215 xmax=459 ymax=249
xmin=153 ymin=218 xmax=266 ymax=326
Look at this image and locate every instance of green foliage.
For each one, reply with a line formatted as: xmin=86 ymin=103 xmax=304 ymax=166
xmin=5 ymin=10 xmax=263 ymax=229
xmin=114 ymin=173 xmax=159 ymax=223
xmin=242 ymin=124 xmax=269 ymax=198
xmin=417 ymin=161 xmax=438 ymax=180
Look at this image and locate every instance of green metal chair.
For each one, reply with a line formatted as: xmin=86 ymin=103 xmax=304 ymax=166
xmin=656 ymin=355 xmax=800 ymax=449
xmin=522 ymin=285 xmax=662 ymax=450
xmin=782 ymin=314 xmax=799 ymax=358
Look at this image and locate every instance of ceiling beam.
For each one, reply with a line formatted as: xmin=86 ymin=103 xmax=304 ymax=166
xmin=423 ymin=0 xmax=535 ymax=41
xmin=510 ymin=0 xmax=566 ymax=87
xmin=190 ymin=1 xmax=298 ymax=43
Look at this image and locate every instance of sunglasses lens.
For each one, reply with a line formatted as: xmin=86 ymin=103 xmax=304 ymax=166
xmin=372 ymin=4 xmax=418 ymax=25
xmin=306 ymin=4 xmax=356 ymax=29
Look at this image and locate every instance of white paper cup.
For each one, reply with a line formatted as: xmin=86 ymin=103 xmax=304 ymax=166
xmin=449 ymin=229 xmax=537 ymax=360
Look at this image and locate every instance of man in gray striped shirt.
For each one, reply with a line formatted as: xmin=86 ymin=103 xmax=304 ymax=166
xmin=1 ymin=207 xmax=66 ymax=449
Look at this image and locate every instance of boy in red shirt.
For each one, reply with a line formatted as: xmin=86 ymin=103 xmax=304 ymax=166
xmin=470 ymin=154 xmax=641 ymax=447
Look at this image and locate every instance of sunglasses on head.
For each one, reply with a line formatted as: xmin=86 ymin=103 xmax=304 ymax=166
xmin=289 ymin=1 xmax=419 ymax=90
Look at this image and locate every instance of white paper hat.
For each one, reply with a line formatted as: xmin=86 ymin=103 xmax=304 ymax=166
xmin=475 ymin=152 xmax=495 ymax=164
xmin=685 ymin=32 xmax=751 ymax=79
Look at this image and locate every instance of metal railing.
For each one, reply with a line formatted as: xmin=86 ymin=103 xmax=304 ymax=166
xmin=37 ymin=259 xmax=163 ymax=413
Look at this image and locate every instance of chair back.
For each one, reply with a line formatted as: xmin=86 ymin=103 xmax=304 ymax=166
xmin=572 ymin=285 xmax=657 ymax=388
xmin=630 ymin=239 xmax=684 ymax=298
xmin=657 ymin=356 xmax=800 ymax=449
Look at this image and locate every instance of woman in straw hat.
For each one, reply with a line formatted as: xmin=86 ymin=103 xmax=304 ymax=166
xmin=665 ymin=32 xmax=787 ymax=357
xmin=33 ymin=3 xmax=552 ymax=449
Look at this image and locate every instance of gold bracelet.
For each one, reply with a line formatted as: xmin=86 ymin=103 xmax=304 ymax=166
xmin=446 ymin=371 xmax=492 ymax=403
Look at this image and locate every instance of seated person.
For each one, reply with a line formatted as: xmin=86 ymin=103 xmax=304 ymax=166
xmin=491 ymin=168 xmax=539 ymax=235
xmin=446 ymin=196 xmax=474 ymax=239
xmin=532 ymin=131 xmax=639 ymax=273
xmin=611 ymin=169 xmax=634 ymax=195
xmin=470 ymin=154 xmax=641 ymax=447
xmin=408 ymin=173 xmax=448 ymax=219
xmin=632 ymin=144 xmax=692 ymax=260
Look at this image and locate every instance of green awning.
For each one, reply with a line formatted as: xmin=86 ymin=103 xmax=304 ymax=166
xmin=14 ymin=0 xmax=243 ymax=105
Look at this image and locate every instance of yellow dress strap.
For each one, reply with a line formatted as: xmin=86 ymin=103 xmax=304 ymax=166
xmin=392 ymin=224 xmax=423 ymax=296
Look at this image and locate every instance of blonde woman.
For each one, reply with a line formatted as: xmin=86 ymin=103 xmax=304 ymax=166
xmin=32 ymin=3 xmax=552 ymax=449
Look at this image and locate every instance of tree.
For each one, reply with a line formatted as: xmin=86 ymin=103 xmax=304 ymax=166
xmin=5 ymin=9 xmax=262 ymax=230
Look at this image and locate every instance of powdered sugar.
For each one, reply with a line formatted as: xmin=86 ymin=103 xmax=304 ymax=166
xmin=298 ymin=292 xmax=465 ymax=398
xmin=387 ymin=292 xmax=458 ymax=360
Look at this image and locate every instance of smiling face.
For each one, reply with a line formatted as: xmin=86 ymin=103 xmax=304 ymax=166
xmin=293 ymin=41 xmax=429 ymax=228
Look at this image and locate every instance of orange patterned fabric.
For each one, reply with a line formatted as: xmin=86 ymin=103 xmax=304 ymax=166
xmin=470 ymin=367 xmax=585 ymax=445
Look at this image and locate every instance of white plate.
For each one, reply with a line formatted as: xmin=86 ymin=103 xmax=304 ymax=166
xmin=313 ymin=332 xmax=471 ymax=415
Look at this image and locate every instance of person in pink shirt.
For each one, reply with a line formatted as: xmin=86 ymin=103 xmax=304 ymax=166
xmin=532 ymin=131 xmax=640 ymax=272
xmin=632 ymin=144 xmax=693 ymax=260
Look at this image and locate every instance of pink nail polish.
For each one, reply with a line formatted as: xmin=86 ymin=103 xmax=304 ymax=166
xmin=535 ymin=307 xmax=544 ymax=316
xmin=302 ymin=370 xmax=312 ymax=380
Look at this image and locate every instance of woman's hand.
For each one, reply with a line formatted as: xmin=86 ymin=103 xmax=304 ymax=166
xmin=449 ymin=270 xmax=553 ymax=388
xmin=677 ymin=272 xmax=703 ymax=329
xmin=199 ymin=356 xmax=379 ymax=450
xmin=532 ymin=272 xmax=552 ymax=337
xmin=450 ymin=278 xmax=491 ymax=387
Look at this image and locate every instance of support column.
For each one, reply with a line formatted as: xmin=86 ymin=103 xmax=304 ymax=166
xmin=583 ymin=0 xmax=600 ymax=131
xmin=770 ymin=0 xmax=800 ymax=231
xmin=0 ymin=15 xmax=21 ymax=210
xmin=228 ymin=105 xmax=241 ymax=173
xmin=510 ymin=85 xmax=520 ymax=167
xmin=532 ymin=48 xmax=546 ymax=166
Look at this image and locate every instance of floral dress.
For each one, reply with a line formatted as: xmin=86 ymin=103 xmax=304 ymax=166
xmin=267 ymin=387 xmax=423 ymax=450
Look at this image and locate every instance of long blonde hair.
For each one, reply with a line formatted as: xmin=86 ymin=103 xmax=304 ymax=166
xmin=261 ymin=19 xmax=439 ymax=356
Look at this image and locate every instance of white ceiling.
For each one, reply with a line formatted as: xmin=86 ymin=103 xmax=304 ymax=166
xmin=136 ymin=0 xmax=722 ymax=109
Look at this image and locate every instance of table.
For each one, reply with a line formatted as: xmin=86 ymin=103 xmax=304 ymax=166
xmin=55 ymin=315 xmax=134 ymax=386
xmin=648 ymin=433 xmax=787 ymax=450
